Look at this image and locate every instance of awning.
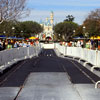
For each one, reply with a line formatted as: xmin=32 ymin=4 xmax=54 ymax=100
xmin=29 ymin=36 xmax=38 ymax=40
xmin=90 ymin=36 xmax=100 ymax=40
xmin=0 ymin=35 xmax=6 ymax=38
xmin=73 ymin=37 xmax=84 ymax=39
xmin=7 ymin=37 xmax=24 ymax=40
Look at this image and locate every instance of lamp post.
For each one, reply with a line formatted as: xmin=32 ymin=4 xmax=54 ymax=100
xmin=12 ymin=27 xmax=15 ymax=37
xmin=12 ymin=26 xmax=15 ymax=29
xmin=21 ymin=30 xmax=23 ymax=37
xmin=3 ymin=31 xmax=6 ymax=34
xmin=73 ymin=30 xmax=76 ymax=38
xmin=83 ymin=26 xmax=86 ymax=48
xmin=73 ymin=30 xmax=76 ymax=46
xmin=73 ymin=30 xmax=75 ymax=33
xmin=58 ymin=34 xmax=61 ymax=41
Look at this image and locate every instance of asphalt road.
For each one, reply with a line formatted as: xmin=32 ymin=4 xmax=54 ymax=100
xmin=0 ymin=49 xmax=100 ymax=87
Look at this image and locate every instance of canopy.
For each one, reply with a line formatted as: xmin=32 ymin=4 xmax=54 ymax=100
xmin=90 ymin=36 xmax=100 ymax=40
xmin=7 ymin=37 xmax=24 ymax=40
xmin=73 ymin=37 xmax=84 ymax=39
xmin=0 ymin=35 xmax=6 ymax=38
xmin=29 ymin=36 xmax=38 ymax=40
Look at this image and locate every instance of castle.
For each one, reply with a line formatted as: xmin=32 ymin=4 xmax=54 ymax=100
xmin=39 ymin=11 xmax=54 ymax=40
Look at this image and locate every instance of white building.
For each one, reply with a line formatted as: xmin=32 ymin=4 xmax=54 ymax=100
xmin=39 ymin=11 xmax=54 ymax=40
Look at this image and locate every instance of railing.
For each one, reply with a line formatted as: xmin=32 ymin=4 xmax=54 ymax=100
xmin=0 ymin=45 xmax=41 ymax=73
xmin=55 ymin=43 xmax=100 ymax=68
xmin=55 ymin=43 xmax=100 ymax=88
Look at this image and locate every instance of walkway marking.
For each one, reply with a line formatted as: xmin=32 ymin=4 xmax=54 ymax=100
xmin=14 ymin=73 xmax=32 ymax=100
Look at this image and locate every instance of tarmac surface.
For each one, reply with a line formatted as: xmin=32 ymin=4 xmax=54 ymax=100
xmin=0 ymin=49 xmax=100 ymax=100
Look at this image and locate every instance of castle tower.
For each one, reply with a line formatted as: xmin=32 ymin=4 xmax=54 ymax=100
xmin=46 ymin=17 xmax=49 ymax=22
xmin=50 ymin=11 xmax=54 ymax=25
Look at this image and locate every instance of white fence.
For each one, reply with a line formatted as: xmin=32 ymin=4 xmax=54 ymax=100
xmin=55 ymin=43 xmax=100 ymax=67
xmin=42 ymin=43 xmax=55 ymax=49
xmin=0 ymin=46 xmax=41 ymax=73
xmin=55 ymin=43 xmax=100 ymax=88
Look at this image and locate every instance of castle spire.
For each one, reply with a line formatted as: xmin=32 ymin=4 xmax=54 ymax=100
xmin=50 ymin=11 xmax=54 ymax=25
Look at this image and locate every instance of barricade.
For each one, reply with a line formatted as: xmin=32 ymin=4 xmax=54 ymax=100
xmin=0 ymin=46 xmax=41 ymax=73
xmin=55 ymin=43 xmax=100 ymax=67
xmin=55 ymin=43 xmax=100 ymax=88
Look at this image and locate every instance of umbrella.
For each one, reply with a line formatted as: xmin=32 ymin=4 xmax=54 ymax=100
xmin=91 ymin=36 xmax=100 ymax=40
xmin=29 ymin=36 xmax=38 ymax=40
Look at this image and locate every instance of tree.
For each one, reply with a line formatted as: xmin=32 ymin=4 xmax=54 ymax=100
xmin=64 ymin=15 xmax=75 ymax=22
xmin=83 ymin=8 xmax=100 ymax=37
xmin=54 ymin=21 xmax=78 ymax=41
xmin=0 ymin=0 xmax=28 ymax=23
xmin=15 ymin=21 xmax=43 ymax=38
xmin=74 ymin=25 xmax=84 ymax=37
xmin=0 ymin=21 xmax=16 ymax=36
xmin=0 ymin=21 xmax=43 ymax=38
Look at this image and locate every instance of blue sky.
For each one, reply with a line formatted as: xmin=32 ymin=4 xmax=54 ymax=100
xmin=22 ymin=0 xmax=100 ymax=25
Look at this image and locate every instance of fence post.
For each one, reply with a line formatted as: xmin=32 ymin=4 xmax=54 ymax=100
xmin=96 ymin=50 xmax=98 ymax=66
xmin=27 ymin=47 xmax=30 ymax=58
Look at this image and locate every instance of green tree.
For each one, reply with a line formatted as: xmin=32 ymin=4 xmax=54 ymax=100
xmin=64 ymin=15 xmax=75 ymax=22
xmin=0 ymin=21 xmax=43 ymax=38
xmin=74 ymin=25 xmax=84 ymax=37
xmin=83 ymin=8 xmax=100 ymax=37
xmin=54 ymin=21 xmax=78 ymax=41
xmin=19 ymin=21 xmax=43 ymax=38
xmin=0 ymin=21 xmax=16 ymax=36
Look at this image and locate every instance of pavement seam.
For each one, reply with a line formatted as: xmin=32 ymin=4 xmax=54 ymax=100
xmin=73 ymin=85 xmax=84 ymax=100
xmin=14 ymin=73 xmax=31 ymax=100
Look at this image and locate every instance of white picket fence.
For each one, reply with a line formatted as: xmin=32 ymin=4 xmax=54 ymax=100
xmin=0 ymin=46 xmax=41 ymax=73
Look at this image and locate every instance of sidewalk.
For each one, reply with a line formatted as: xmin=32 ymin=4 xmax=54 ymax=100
xmin=17 ymin=73 xmax=81 ymax=100
xmin=17 ymin=73 xmax=100 ymax=100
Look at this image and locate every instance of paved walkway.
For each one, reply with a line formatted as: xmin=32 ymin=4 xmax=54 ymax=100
xmin=17 ymin=73 xmax=81 ymax=100
xmin=0 ymin=49 xmax=100 ymax=100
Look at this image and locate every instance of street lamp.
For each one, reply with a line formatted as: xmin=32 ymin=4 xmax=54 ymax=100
xmin=21 ymin=31 xmax=23 ymax=37
xmin=83 ymin=26 xmax=86 ymax=48
xmin=12 ymin=27 xmax=15 ymax=30
xmin=58 ymin=34 xmax=61 ymax=41
xmin=12 ymin=27 xmax=15 ymax=37
xmin=73 ymin=30 xmax=76 ymax=37
xmin=3 ymin=31 xmax=6 ymax=34
xmin=73 ymin=30 xmax=76 ymax=33
xmin=21 ymin=30 xmax=23 ymax=33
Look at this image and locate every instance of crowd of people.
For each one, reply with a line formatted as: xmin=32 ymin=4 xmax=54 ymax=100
xmin=60 ymin=39 xmax=100 ymax=50
xmin=0 ymin=38 xmax=99 ymax=51
xmin=0 ymin=39 xmax=39 ymax=51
